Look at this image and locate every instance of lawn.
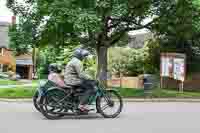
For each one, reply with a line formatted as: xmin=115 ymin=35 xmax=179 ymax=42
xmin=0 ymin=87 xmax=37 ymax=98
xmin=116 ymin=88 xmax=200 ymax=98
xmin=0 ymin=80 xmax=23 ymax=85
xmin=0 ymin=79 xmax=39 ymax=85
xmin=152 ymin=88 xmax=200 ymax=98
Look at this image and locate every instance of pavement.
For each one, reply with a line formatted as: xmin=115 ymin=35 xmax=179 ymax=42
xmin=0 ymin=102 xmax=200 ymax=133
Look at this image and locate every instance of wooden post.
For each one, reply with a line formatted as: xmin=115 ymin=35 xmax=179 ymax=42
xmin=181 ymin=81 xmax=184 ymax=93
xmin=28 ymin=65 xmax=33 ymax=80
xmin=179 ymin=81 xmax=184 ymax=93
xmin=120 ymin=73 xmax=122 ymax=88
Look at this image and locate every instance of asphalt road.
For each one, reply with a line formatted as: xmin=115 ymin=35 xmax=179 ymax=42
xmin=0 ymin=102 xmax=200 ymax=133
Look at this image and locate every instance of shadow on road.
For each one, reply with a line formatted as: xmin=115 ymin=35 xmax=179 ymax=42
xmin=37 ymin=113 xmax=122 ymax=120
xmin=62 ymin=114 xmax=103 ymax=120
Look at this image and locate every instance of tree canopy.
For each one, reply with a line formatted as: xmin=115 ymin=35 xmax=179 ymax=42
xmin=6 ymin=0 xmax=200 ymax=80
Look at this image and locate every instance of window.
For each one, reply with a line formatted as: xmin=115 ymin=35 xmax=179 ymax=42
xmin=3 ymin=65 xmax=8 ymax=72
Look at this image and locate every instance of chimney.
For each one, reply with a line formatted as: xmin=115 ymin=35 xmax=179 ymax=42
xmin=11 ymin=16 xmax=16 ymax=25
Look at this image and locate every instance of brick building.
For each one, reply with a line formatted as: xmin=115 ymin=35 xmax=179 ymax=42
xmin=0 ymin=16 xmax=33 ymax=79
xmin=0 ymin=20 xmax=16 ymax=72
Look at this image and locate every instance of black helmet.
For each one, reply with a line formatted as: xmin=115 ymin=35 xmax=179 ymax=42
xmin=73 ymin=48 xmax=90 ymax=60
xmin=48 ymin=63 xmax=59 ymax=73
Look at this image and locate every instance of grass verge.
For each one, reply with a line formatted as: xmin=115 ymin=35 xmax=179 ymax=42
xmin=115 ymin=88 xmax=200 ymax=98
xmin=0 ymin=80 xmax=23 ymax=85
xmin=0 ymin=87 xmax=37 ymax=98
xmin=0 ymin=79 xmax=39 ymax=85
xmin=0 ymin=87 xmax=200 ymax=99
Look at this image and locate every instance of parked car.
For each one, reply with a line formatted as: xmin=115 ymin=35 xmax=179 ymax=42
xmin=0 ymin=72 xmax=21 ymax=80
xmin=0 ymin=72 xmax=9 ymax=79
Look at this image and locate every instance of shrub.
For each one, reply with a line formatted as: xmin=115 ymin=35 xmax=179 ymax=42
xmin=84 ymin=56 xmax=97 ymax=79
xmin=108 ymin=45 xmax=158 ymax=77
xmin=144 ymin=39 xmax=160 ymax=74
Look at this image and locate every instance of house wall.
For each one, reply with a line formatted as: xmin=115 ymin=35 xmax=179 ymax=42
xmin=0 ymin=48 xmax=15 ymax=71
xmin=0 ymin=21 xmax=16 ymax=72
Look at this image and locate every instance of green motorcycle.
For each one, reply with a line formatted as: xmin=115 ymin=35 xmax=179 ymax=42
xmin=39 ymin=80 xmax=123 ymax=119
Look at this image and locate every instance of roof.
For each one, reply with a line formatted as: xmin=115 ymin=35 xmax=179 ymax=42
xmin=0 ymin=24 xmax=9 ymax=48
xmin=128 ymin=29 xmax=153 ymax=49
xmin=128 ymin=29 xmax=150 ymax=36
xmin=16 ymin=54 xmax=33 ymax=66
xmin=16 ymin=59 xmax=33 ymax=65
xmin=16 ymin=53 xmax=32 ymax=60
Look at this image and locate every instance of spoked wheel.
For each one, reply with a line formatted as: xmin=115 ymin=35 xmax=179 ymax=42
xmin=40 ymin=88 xmax=67 ymax=120
xmin=96 ymin=90 xmax=123 ymax=118
xmin=33 ymin=90 xmax=41 ymax=112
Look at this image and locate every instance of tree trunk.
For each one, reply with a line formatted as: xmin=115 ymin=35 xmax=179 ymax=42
xmin=32 ymin=47 xmax=38 ymax=79
xmin=96 ymin=46 xmax=108 ymax=87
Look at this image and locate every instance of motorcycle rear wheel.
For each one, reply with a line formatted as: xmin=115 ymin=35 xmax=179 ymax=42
xmin=33 ymin=90 xmax=41 ymax=112
xmin=40 ymin=88 xmax=66 ymax=120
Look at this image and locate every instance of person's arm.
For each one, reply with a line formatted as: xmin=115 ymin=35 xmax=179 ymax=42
xmin=74 ymin=60 xmax=91 ymax=79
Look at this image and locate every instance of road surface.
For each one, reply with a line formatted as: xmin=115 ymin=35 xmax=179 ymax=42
xmin=0 ymin=102 xmax=200 ymax=133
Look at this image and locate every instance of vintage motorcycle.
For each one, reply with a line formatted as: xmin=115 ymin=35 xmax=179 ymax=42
xmin=33 ymin=80 xmax=48 ymax=112
xmin=36 ymin=80 xmax=123 ymax=119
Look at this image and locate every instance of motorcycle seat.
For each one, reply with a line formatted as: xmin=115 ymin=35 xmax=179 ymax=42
xmin=62 ymin=84 xmax=80 ymax=89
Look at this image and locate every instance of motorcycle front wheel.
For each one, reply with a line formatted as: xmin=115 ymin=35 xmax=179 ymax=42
xmin=96 ymin=90 xmax=123 ymax=118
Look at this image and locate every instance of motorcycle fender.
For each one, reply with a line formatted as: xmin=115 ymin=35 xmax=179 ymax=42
xmin=47 ymin=87 xmax=66 ymax=95
xmin=37 ymin=87 xmax=58 ymax=103
xmin=37 ymin=87 xmax=45 ymax=97
xmin=47 ymin=87 xmax=63 ymax=91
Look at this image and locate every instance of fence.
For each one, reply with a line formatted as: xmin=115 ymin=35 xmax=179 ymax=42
xmin=107 ymin=76 xmax=144 ymax=88
xmin=162 ymin=77 xmax=200 ymax=91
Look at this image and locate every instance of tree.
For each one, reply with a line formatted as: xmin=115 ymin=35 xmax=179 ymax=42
xmin=7 ymin=0 xmax=42 ymax=47
xmin=33 ymin=0 xmax=158 ymax=84
xmin=37 ymin=45 xmax=77 ymax=78
xmin=8 ymin=15 xmax=38 ymax=55
xmin=7 ymin=0 xmax=44 ymax=76
xmin=9 ymin=0 xmax=188 ymax=84
xmin=152 ymin=0 xmax=200 ymax=49
xmin=151 ymin=0 xmax=200 ymax=73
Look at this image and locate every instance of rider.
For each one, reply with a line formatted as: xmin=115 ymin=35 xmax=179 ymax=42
xmin=64 ymin=48 xmax=96 ymax=112
xmin=48 ymin=63 xmax=65 ymax=87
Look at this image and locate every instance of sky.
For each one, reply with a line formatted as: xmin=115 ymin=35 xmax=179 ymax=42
xmin=0 ymin=0 xmax=13 ymax=22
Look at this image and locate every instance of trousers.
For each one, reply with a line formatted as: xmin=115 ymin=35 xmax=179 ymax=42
xmin=78 ymin=80 xmax=97 ymax=105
